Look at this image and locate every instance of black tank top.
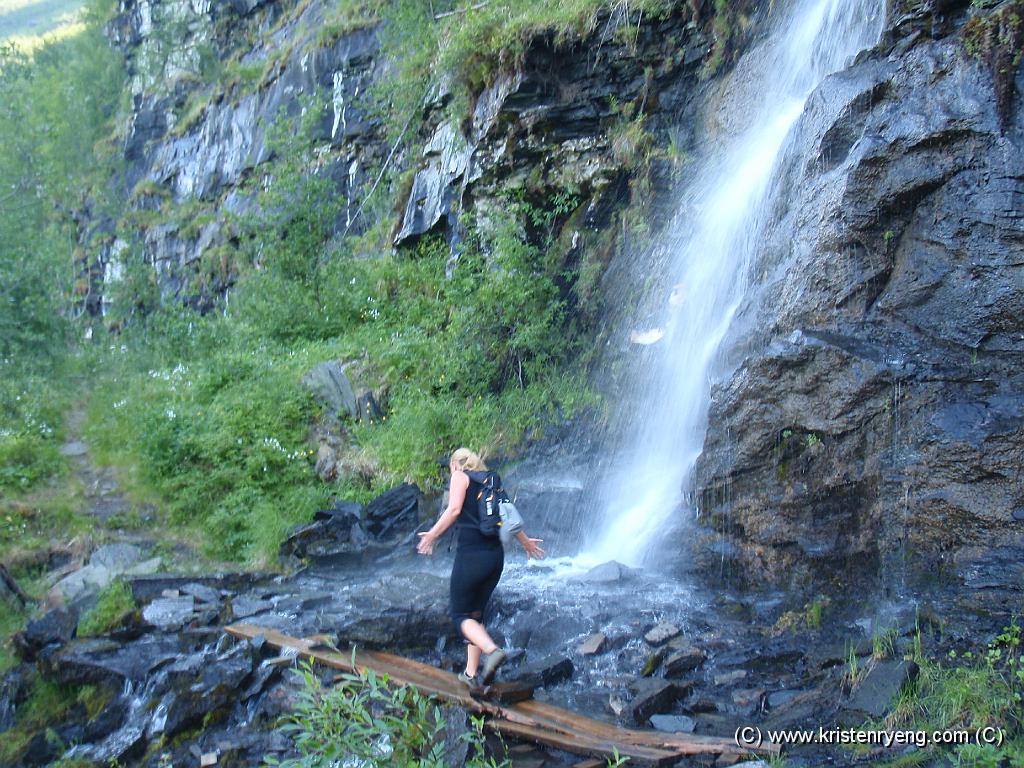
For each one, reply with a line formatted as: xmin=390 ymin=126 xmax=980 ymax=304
xmin=456 ymin=474 xmax=502 ymax=550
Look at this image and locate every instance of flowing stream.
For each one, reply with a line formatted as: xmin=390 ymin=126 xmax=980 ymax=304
xmin=585 ymin=0 xmax=885 ymax=567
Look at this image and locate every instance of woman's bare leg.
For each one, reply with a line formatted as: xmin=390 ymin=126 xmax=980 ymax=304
xmin=465 ymin=643 xmax=482 ymax=676
xmin=460 ymin=618 xmax=498 ymax=656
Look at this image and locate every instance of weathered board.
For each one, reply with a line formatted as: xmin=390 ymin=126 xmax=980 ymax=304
xmin=224 ymin=623 xmax=780 ymax=766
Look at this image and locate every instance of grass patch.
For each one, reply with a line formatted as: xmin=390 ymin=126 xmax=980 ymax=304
xmin=0 ymin=596 xmax=27 ymax=674
xmin=77 ymin=579 xmax=136 ymax=637
xmin=866 ymin=621 xmax=1024 ymax=767
xmin=0 ymin=675 xmax=77 ymax=764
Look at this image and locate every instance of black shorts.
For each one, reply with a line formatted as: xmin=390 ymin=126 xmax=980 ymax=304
xmin=449 ymin=544 xmax=504 ymax=634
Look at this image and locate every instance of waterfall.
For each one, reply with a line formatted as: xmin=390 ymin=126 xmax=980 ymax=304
xmin=586 ymin=0 xmax=885 ymax=566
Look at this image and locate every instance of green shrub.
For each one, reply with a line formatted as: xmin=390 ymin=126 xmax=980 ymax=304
xmin=0 ymin=368 xmax=71 ymax=493
xmin=267 ymin=659 xmax=507 ymax=767
xmin=85 ymin=342 xmax=330 ymax=564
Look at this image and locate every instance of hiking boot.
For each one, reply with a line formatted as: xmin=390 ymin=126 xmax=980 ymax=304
xmin=480 ymin=649 xmax=507 ymax=684
xmin=457 ymin=670 xmax=482 ymax=691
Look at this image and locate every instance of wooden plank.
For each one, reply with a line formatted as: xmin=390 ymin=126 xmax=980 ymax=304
xmin=492 ymin=720 xmax=681 ymax=767
xmin=516 ymin=700 xmax=780 ymax=756
xmin=224 ymin=623 xmax=779 ymax=764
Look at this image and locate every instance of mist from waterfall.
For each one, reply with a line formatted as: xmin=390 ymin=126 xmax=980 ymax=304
xmin=585 ymin=0 xmax=885 ymax=567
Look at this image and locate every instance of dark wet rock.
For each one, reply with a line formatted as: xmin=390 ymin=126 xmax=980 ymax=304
xmin=241 ymin=662 xmax=281 ymax=702
xmin=230 ymin=595 xmax=274 ymax=619
xmin=955 ymin=545 xmax=1024 ymax=592
xmin=816 ymin=635 xmax=873 ymax=668
xmin=314 ymin=499 xmax=363 ymax=522
xmin=731 ymin=687 xmax=766 ymax=711
xmin=129 ymin=573 xmax=263 ymax=604
xmin=363 ymin=483 xmax=421 ymax=539
xmin=180 ymin=582 xmax=222 ymax=605
xmin=644 ymin=622 xmax=682 ymax=646
xmin=356 ymin=391 xmax=383 ymax=424
xmin=714 ymin=670 xmax=748 ymax=686
xmin=623 ymin=678 xmax=681 ymax=725
xmin=509 ymin=613 xmax=587 ymax=655
xmin=514 ymin=655 xmax=574 ymax=687
xmin=20 ymin=730 xmax=59 ymax=766
xmin=279 ymin=503 xmax=365 ymax=559
xmin=766 ymin=688 xmax=809 ymax=709
xmin=664 ymin=646 xmax=706 ymax=677
xmin=155 ymin=643 xmax=257 ymax=740
xmin=325 ymin=573 xmax=450 ymax=649
xmin=844 ymin=659 xmax=919 ymax=720
xmin=41 ymin=638 xmax=127 ymax=687
xmin=142 ymin=595 xmax=196 ymax=630
xmin=12 ymin=608 xmax=79 ymax=661
xmin=42 ymin=635 xmax=182 ymax=688
xmin=650 ymin=714 xmax=696 ymax=733
xmin=693 ymin=31 xmax=1024 ymax=595
xmin=0 ymin=664 xmax=33 ymax=733
xmin=570 ymin=560 xmax=635 ymax=584
xmin=301 ymin=361 xmax=358 ymax=423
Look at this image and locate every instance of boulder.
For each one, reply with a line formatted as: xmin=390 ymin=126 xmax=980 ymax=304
xmin=664 ymin=646 xmax=706 ymax=677
xmin=623 ymin=678 xmax=680 ymax=726
xmin=325 ymin=574 xmax=451 ymax=649
xmin=230 ymin=595 xmax=274 ymax=620
xmin=301 ymin=361 xmax=358 ymax=423
xmin=128 ymin=573 xmax=263 ymax=604
xmin=154 ymin=644 xmax=257 ymax=739
xmin=844 ymin=660 xmax=919 ymax=719
xmin=356 ymin=391 xmax=383 ymax=424
xmin=180 ymin=582 xmax=222 ymax=605
xmin=570 ymin=561 xmax=635 ymax=584
xmin=142 ymin=596 xmax=196 ymax=631
xmin=13 ymin=608 xmax=79 ymax=661
xmin=513 ymin=655 xmax=574 ymax=687
xmin=90 ymin=544 xmax=143 ymax=571
xmin=363 ymin=483 xmax=420 ymax=539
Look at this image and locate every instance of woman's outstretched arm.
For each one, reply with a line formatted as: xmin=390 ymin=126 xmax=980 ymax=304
xmin=416 ymin=470 xmax=469 ymax=555
xmin=515 ymin=530 xmax=545 ymax=559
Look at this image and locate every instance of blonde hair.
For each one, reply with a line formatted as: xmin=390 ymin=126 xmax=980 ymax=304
xmin=450 ymin=447 xmax=487 ymax=472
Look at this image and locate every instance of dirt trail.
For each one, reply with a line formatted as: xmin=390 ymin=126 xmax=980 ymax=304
xmin=58 ymin=404 xmax=135 ymax=525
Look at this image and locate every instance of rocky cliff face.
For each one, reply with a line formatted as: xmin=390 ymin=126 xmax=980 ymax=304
xmin=82 ymin=0 xmax=720 ymax=319
xmin=692 ymin=0 xmax=1024 ymax=607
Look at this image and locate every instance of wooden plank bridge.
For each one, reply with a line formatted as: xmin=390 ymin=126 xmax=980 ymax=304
xmin=225 ymin=623 xmax=780 ymax=766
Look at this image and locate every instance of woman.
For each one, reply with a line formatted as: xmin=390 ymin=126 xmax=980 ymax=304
xmin=416 ymin=447 xmax=545 ymax=688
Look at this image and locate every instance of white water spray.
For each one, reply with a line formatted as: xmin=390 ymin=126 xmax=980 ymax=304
xmin=587 ymin=0 xmax=884 ymax=566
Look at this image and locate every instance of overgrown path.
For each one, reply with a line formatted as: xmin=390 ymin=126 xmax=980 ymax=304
xmin=59 ymin=403 xmax=134 ymax=526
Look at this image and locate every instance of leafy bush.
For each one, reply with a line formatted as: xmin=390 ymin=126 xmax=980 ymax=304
xmin=0 ymin=367 xmax=70 ymax=493
xmin=268 ymin=660 xmax=507 ymax=768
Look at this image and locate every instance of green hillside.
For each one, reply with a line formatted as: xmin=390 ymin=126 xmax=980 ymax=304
xmin=0 ymin=0 xmax=84 ymax=42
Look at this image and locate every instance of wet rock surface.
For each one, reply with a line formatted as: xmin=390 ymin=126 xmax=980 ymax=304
xmin=2 ymin=512 xmax=1012 ymax=768
xmin=691 ymin=2 xmax=1024 ymax=601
